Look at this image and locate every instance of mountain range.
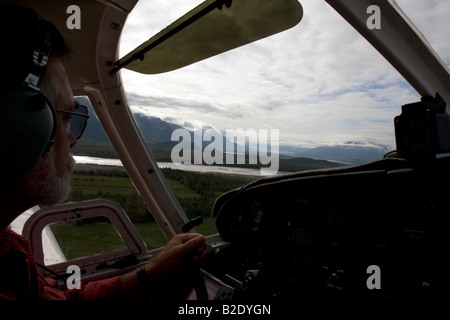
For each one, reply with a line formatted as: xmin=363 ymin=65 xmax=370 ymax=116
xmin=75 ymin=110 xmax=392 ymax=165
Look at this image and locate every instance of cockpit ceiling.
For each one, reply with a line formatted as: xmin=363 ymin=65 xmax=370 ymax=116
xmin=1 ymin=0 xmax=137 ymax=92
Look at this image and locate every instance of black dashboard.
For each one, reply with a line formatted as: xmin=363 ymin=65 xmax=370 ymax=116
xmin=203 ymin=157 xmax=449 ymax=302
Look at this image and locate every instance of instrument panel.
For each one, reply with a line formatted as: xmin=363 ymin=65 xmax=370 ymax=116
xmin=208 ymin=158 xmax=449 ymax=302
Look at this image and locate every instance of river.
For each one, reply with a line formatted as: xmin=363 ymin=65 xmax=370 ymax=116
xmin=73 ymin=156 xmax=270 ymax=176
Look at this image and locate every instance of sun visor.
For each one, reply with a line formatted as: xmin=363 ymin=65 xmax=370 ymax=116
xmin=114 ymin=0 xmax=303 ymax=75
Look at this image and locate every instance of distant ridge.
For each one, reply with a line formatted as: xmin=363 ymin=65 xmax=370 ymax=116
xmin=73 ymin=108 xmax=390 ymax=170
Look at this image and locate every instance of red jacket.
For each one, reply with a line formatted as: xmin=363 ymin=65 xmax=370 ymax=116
xmin=0 ymin=228 xmax=122 ymax=300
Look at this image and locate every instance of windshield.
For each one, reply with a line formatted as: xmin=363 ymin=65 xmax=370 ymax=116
xmin=118 ymin=0 xmax=449 ymax=166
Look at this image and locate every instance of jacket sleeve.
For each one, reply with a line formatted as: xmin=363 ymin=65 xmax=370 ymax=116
xmin=64 ymin=275 xmax=122 ymax=300
xmin=39 ymin=274 xmax=122 ymax=300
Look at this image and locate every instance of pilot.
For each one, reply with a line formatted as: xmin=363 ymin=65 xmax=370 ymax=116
xmin=0 ymin=3 xmax=206 ymax=300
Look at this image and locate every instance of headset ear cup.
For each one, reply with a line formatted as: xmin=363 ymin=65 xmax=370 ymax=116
xmin=0 ymin=85 xmax=56 ymax=179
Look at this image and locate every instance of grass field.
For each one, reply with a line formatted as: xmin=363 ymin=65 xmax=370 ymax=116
xmin=71 ymin=174 xmax=134 ymax=194
xmin=71 ymin=173 xmax=200 ymax=199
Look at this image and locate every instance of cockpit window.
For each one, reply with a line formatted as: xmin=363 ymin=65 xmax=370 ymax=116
xmin=113 ymin=0 xmax=450 ymax=237
xmin=48 ymin=217 xmax=127 ymax=264
xmin=119 ymin=1 xmax=419 ymax=166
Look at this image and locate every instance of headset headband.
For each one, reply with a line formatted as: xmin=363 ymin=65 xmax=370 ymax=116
xmin=24 ymin=35 xmax=50 ymax=88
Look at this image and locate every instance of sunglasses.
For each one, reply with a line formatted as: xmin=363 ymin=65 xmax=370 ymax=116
xmin=55 ymin=100 xmax=90 ymax=140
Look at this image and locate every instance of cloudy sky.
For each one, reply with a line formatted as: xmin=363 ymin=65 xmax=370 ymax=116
xmin=118 ymin=0 xmax=450 ymax=150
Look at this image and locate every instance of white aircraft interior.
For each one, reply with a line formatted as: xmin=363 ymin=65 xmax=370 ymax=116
xmin=4 ymin=0 xmax=450 ymax=304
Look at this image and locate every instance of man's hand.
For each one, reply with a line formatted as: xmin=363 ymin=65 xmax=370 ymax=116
xmin=121 ymin=233 xmax=206 ymax=299
xmin=145 ymin=233 xmax=206 ymax=287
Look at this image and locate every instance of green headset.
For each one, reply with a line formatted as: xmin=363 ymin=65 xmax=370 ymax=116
xmin=0 ymin=33 xmax=56 ymax=180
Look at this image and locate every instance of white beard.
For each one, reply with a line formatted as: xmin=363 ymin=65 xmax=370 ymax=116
xmin=20 ymin=151 xmax=75 ymax=207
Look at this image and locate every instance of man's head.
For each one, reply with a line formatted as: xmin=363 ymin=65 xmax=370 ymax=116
xmin=19 ymin=57 xmax=78 ymax=207
xmin=0 ymin=3 xmax=77 ymax=225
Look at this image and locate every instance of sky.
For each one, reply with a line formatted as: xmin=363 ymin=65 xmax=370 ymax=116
xmin=118 ymin=0 xmax=450 ymax=150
